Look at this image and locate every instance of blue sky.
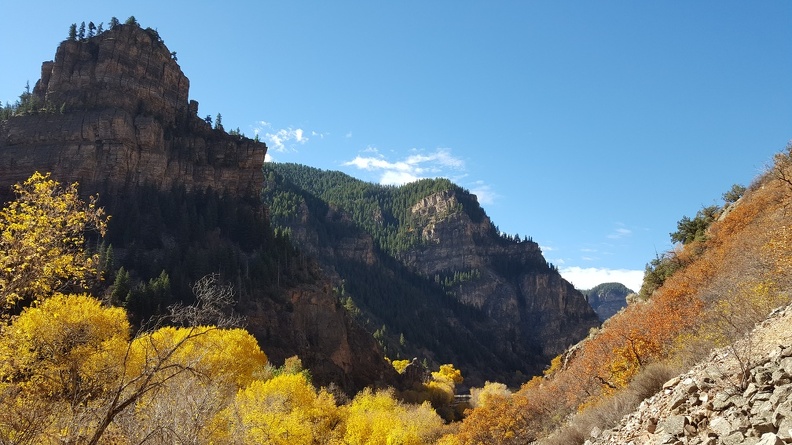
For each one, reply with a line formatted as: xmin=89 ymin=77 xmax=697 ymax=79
xmin=2 ymin=2 xmax=790 ymax=292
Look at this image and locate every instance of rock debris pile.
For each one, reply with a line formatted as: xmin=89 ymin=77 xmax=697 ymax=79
xmin=587 ymin=305 xmax=792 ymax=445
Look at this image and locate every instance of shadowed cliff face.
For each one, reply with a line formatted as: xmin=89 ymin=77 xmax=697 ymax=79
xmin=585 ymin=282 xmax=632 ymax=321
xmin=0 ymin=23 xmax=264 ymax=197
xmin=0 ymin=23 xmax=395 ymax=394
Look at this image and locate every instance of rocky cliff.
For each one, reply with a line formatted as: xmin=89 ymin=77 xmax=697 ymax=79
xmin=243 ymin=275 xmax=397 ymax=392
xmin=0 ymin=23 xmax=393 ymax=394
xmin=0 ymin=23 xmax=264 ymax=197
xmin=404 ymin=190 xmax=599 ymax=358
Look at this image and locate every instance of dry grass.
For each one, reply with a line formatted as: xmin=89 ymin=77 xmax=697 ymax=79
xmin=541 ymin=362 xmax=680 ymax=445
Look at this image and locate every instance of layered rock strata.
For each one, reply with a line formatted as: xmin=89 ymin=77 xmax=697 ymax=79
xmin=0 ymin=24 xmax=264 ymax=197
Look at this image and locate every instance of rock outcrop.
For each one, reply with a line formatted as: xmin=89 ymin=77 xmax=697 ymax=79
xmin=404 ymin=190 xmax=600 ymax=358
xmin=0 ymin=23 xmax=265 ymax=198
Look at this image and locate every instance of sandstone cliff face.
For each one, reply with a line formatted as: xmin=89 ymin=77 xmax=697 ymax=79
xmin=0 ymin=24 xmax=264 ymax=197
xmin=405 ymin=191 xmax=600 ymax=358
xmin=33 ymin=25 xmax=188 ymax=126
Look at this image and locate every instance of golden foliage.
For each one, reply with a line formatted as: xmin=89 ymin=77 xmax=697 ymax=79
xmin=344 ymin=388 xmax=445 ymax=445
xmin=211 ymin=372 xmax=342 ymax=445
xmin=433 ymin=363 xmax=464 ymax=385
xmin=391 ymin=358 xmax=410 ymax=374
xmin=0 ymin=292 xmax=272 ymax=444
xmin=129 ymin=326 xmax=268 ymax=390
xmin=0 ymin=293 xmax=129 ymax=401
xmin=0 ymin=172 xmax=108 ymax=314
xmin=469 ymin=381 xmax=511 ymax=409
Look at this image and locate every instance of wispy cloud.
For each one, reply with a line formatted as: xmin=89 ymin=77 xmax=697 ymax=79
xmin=559 ymin=266 xmax=644 ymax=293
xmin=469 ymin=181 xmax=498 ymax=205
xmin=607 ymin=224 xmax=633 ymax=240
xmin=342 ymin=147 xmax=466 ymax=185
xmin=254 ymin=121 xmax=320 ymax=153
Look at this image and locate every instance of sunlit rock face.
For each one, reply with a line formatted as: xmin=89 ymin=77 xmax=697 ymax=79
xmin=0 ymin=23 xmax=265 ymax=198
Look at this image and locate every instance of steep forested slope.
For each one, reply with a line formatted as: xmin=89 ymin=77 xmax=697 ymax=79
xmin=262 ymin=163 xmax=599 ymax=386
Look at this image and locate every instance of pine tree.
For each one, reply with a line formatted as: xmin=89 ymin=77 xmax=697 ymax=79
xmin=88 ymin=21 xmax=96 ymax=38
xmin=109 ymin=17 xmax=119 ymax=29
xmin=215 ymin=113 xmax=223 ymax=130
xmin=68 ymin=23 xmax=77 ymax=41
xmin=78 ymin=22 xmax=86 ymax=40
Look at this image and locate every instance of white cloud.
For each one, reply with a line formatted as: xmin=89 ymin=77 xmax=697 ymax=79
xmin=253 ymin=121 xmax=316 ymax=153
xmin=607 ymin=227 xmax=633 ymax=239
xmin=559 ymin=266 xmax=644 ymax=293
xmin=470 ymin=181 xmax=497 ymax=205
xmin=344 ymin=156 xmax=412 ymax=173
xmin=342 ymin=147 xmax=465 ymax=186
xmin=381 ymin=170 xmax=420 ymax=185
xmin=345 ymin=131 xmax=353 ymax=138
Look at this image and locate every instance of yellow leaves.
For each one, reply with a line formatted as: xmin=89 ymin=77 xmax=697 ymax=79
xmin=0 ymin=293 xmax=129 ymax=400
xmin=433 ymin=364 xmax=464 ymax=385
xmin=764 ymin=225 xmax=792 ymax=281
xmin=0 ymin=172 xmax=109 ymax=314
xmin=469 ymin=381 xmax=511 ymax=409
xmin=344 ymin=388 xmax=444 ymax=445
xmin=543 ymin=354 xmax=563 ymax=377
xmin=391 ymin=359 xmax=410 ymax=374
xmin=211 ymin=372 xmax=342 ymax=445
xmin=129 ymin=326 xmax=268 ymax=390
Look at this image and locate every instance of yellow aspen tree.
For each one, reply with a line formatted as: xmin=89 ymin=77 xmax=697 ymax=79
xmin=344 ymin=388 xmax=445 ymax=445
xmin=0 ymin=293 xmax=129 ymax=443
xmin=0 ymin=172 xmax=108 ymax=315
xmin=210 ymin=372 xmax=342 ymax=445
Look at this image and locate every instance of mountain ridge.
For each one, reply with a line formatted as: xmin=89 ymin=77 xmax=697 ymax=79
xmin=263 ymin=162 xmax=600 ymax=385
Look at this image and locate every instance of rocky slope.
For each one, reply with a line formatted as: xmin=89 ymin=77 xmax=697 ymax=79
xmin=0 ymin=22 xmax=392 ymax=394
xmin=586 ymin=304 xmax=792 ymax=445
